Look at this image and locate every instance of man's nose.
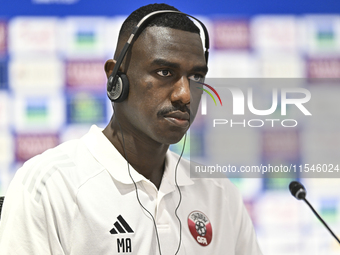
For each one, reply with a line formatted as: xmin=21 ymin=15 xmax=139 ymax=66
xmin=171 ymin=76 xmax=190 ymax=105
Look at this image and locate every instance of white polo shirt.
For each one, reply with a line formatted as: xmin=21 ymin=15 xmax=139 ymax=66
xmin=0 ymin=125 xmax=262 ymax=255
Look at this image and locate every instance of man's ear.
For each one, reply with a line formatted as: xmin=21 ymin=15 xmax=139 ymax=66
xmin=104 ymin=59 xmax=117 ymax=78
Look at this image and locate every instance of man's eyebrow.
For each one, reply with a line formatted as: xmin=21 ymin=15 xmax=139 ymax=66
xmin=151 ymin=59 xmax=180 ymax=69
xmin=192 ymin=65 xmax=208 ymax=75
xmin=151 ymin=58 xmax=208 ymax=74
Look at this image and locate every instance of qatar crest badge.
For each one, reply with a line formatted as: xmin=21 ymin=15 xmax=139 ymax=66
xmin=188 ymin=211 xmax=212 ymax=246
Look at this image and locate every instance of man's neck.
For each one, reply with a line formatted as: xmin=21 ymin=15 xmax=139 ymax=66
xmin=102 ymin=120 xmax=169 ymax=190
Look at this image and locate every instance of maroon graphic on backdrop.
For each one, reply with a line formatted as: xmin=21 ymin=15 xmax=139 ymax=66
xmin=307 ymin=58 xmax=340 ymax=79
xmin=213 ymin=19 xmax=250 ymax=50
xmin=0 ymin=21 xmax=6 ymax=55
xmin=66 ymin=61 xmax=107 ymax=91
xmin=15 ymin=134 xmax=59 ymax=162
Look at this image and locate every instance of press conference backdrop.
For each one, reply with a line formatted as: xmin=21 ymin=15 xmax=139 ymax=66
xmin=1 ymin=0 xmax=340 ymax=254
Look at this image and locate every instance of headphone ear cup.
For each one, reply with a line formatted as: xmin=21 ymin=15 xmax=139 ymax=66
xmin=106 ymin=72 xmax=129 ymax=102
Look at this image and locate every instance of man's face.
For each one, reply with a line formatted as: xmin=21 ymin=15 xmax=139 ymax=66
xmin=114 ymin=26 xmax=207 ymax=145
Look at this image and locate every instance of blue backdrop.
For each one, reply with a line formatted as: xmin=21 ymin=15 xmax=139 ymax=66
xmin=1 ymin=0 xmax=340 ymax=17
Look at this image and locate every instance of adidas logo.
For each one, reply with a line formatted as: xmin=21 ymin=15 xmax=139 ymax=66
xmin=110 ymin=215 xmax=134 ymax=234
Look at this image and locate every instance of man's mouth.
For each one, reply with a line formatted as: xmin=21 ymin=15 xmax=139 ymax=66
xmin=163 ymin=111 xmax=190 ymax=128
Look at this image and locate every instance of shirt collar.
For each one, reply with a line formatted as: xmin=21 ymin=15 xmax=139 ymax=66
xmin=82 ymin=125 xmax=145 ymax=184
xmin=163 ymin=150 xmax=194 ymax=187
xmin=82 ymin=125 xmax=194 ymax=188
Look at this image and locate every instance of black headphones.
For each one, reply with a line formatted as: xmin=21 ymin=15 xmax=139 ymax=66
xmin=106 ymin=10 xmax=210 ymax=102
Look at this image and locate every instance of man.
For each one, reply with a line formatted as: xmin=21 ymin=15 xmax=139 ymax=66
xmin=0 ymin=3 xmax=262 ymax=255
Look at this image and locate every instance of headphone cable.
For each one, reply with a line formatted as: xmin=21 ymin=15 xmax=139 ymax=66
xmin=114 ymin=111 xmax=163 ymax=255
xmin=113 ymin=105 xmax=186 ymax=255
xmin=174 ymin=133 xmax=186 ymax=255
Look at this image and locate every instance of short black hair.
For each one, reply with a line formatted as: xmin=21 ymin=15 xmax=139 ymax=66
xmin=118 ymin=3 xmax=200 ymax=40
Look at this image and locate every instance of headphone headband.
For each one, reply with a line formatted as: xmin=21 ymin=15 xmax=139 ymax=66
xmin=107 ymin=10 xmax=210 ymax=102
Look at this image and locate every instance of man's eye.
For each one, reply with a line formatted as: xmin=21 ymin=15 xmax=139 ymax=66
xmin=189 ymin=74 xmax=204 ymax=82
xmin=157 ymin=70 xmax=172 ymax=77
